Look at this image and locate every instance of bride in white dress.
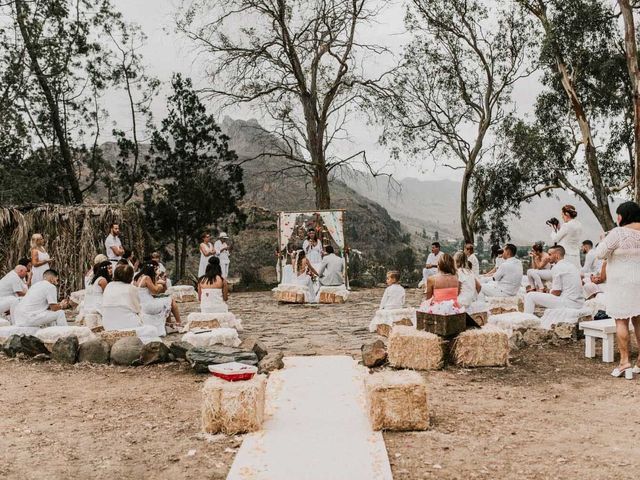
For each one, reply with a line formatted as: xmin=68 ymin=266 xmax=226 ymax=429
xmin=198 ymin=257 xmax=230 ymax=313
xmin=30 ymin=234 xmax=52 ymax=285
xmin=135 ymin=262 xmax=182 ymax=336
xmin=595 ymin=201 xmax=640 ymax=378
xmin=302 ymin=229 xmax=323 ymax=272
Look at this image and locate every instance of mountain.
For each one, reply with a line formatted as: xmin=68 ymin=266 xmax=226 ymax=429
xmin=343 ymin=170 xmax=622 ymax=245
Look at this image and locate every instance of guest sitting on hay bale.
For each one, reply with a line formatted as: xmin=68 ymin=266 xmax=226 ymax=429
xmin=419 ymin=254 xmax=463 ymax=314
xmin=84 ymin=254 xmax=108 ymax=288
xmin=0 ymin=264 xmax=29 ymax=322
xmin=317 ymin=245 xmax=344 ymax=286
xmin=480 ymin=244 xmax=522 ymax=298
xmin=526 ymin=242 xmax=553 ymax=292
xmin=135 ymin=262 xmax=182 ymax=335
xmin=294 ymin=250 xmax=318 ymax=303
xmin=369 ymin=271 xmax=415 ymax=333
xmin=13 ymin=269 xmax=68 ymax=327
xmin=454 ymin=252 xmax=485 ymax=313
xmin=199 ymin=257 xmax=229 ymax=311
xmin=83 ymin=261 xmax=112 ymax=317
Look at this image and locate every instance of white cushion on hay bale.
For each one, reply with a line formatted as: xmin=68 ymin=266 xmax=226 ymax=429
xmin=272 ymin=284 xmax=309 ymax=303
xmin=185 ymin=312 xmax=242 ymax=331
xmin=487 ymin=312 xmax=541 ymax=336
xmin=0 ymin=325 xmax=39 ymax=342
xmin=35 ymin=326 xmax=96 ymax=350
xmin=540 ymin=306 xmax=594 ymax=330
xmin=318 ymin=285 xmax=349 ymax=303
xmin=167 ymin=285 xmax=197 ymax=303
xmin=368 ymin=308 xmax=416 ymax=333
xmin=182 ymin=328 xmax=241 ymax=348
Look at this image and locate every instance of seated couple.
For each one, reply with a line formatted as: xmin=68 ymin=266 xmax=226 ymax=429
xmin=292 ymin=246 xmax=345 ymax=302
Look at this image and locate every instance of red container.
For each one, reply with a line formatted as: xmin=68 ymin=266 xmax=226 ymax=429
xmin=208 ymin=362 xmax=258 ymax=382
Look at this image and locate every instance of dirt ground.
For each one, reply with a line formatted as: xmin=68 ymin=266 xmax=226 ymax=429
xmin=1 ymin=288 xmax=639 ymax=480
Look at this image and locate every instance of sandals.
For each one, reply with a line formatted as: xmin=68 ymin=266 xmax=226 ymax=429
xmin=633 ymin=365 xmax=640 ymax=374
xmin=611 ymin=366 xmax=634 ymax=380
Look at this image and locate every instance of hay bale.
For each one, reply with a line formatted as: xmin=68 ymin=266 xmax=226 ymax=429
xmin=185 ymin=312 xmax=242 ymax=331
xmin=452 ymin=327 xmax=510 ymax=367
xmin=98 ymin=329 xmax=136 ymax=347
xmin=388 ymin=326 xmax=443 ymax=370
xmin=274 ymin=290 xmax=305 ymax=303
xmin=365 ymin=370 xmax=429 ymax=431
xmin=82 ymin=312 xmax=102 ymax=329
xmin=201 ymin=375 xmax=267 ymax=434
xmin=375 ymin=318 xmax=414 ymax=338
xmin=487 ymin=312 xmax=541 ymax=334
xmin=167 ymin=285 xmax=198 ymax=303
xmin=487 ymin=297 xmax=519 ymax=315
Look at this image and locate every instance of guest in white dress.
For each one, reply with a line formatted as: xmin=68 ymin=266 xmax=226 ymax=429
xmin=198 ymin=231 xmax=215 ymax=277
xmin=550 ymin=204 xmax=583 ymax=268
xmin=464 ymin=243 xmax=480 ymax=276
xmin=302 ymin=229 xmax=323 ymax=272
xmin=280 ymin=244 xmax=296 ymax=284
xmin=84 ymin=254 xmax=108 ymax=289
xmin=595 ymin=201 xmax=640 ymax=378
xmin=30 ymin=233 xmax=52 ymax=285
xmin=84 ymin=261 xmax=112 ymax=315
xmin=198 ymin=257 xmax=230 ymax=313
xmin=294 ymin=250 xmax=318 ymax=303
xmin=454 ymin=252 xmax=482 ymax=309
xmin=135 ymin=262 xmax=182 ymax=335
xmin=214 ymin=232 xmax=231 ymax=279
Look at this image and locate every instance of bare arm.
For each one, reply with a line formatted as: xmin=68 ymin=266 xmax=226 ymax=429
xmin=425 ymin=276 xmax=434 ymax=300
xmin=223 ymin=280 xmax=229 ymax=302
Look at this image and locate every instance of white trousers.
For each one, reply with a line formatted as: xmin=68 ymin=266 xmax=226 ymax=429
xmin=524 ymin=292 xmax=571 ymax=314
xmin=420 ymin=267 xmax=437 ymax=286
xmin=526 ymin=269 xmax=553 ymax=290
xmin=221 ymin=262 xmax=230 ymax=279
xmin=0 ymin=296 xmax=20 ymax=316
xmin=481 ymin=282 xmax=510 ymax=298
xmin=17 ymin=310 xmax=67 ymax=327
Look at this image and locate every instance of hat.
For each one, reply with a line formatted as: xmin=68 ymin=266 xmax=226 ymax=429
xmin=93 ymin=254 xmax=108 ymax=265
xmin=219 ymin=232 xmax=229 ymax=239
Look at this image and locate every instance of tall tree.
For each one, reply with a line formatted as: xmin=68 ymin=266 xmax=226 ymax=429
xmin=517 ymin=0 xmax=629 ymax=231
xmin=618 ymin=0 xmax=640 ymax=203
xmin=146 ymin=74 xmax=245 ymax=280
xmin=176 ymin=0 xmax=390 ymax=209
xmin=378 ymin=0 xmax=535 ymax=242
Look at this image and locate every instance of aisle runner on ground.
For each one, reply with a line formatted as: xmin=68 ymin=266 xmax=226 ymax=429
xmin=226 ymin=355 xmax=393 ymax=480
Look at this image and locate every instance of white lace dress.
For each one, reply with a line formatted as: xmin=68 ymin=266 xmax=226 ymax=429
xmin=595 ymin=227 xmax=640 ymax=319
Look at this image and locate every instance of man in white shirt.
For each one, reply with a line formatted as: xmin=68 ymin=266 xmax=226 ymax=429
xmin=105 ymin=223 xmax=125 ymax=263
xmin=13 ymin=270 xmax=68 ymax=327
xmin=317 ymin=246 xmax=344 ymax=286
xmin=464 ymin=242 xmax=480 ymax=276
xmin=419 ymin=242 xmax=443 ymax=287
xmin=580 ymin=240 xmax=602 ymax=279
xmin=214 ymin=232 xmax=231 ymax=278
xmin=524 ymin=245 xmax=585 ymax=314
xmin=0 ymin=265 xmax=29 ymax=320
xmin=481 ymin=244 xmax=523 ymax=297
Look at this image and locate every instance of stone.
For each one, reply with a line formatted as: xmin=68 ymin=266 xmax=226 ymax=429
xmin=187 ymin=346 xmax=259 ymax=374
xmin=31 ymin=353 xmax=51 ymax=362
xmin=552 ymin=322 xmax=577 ymax=340
xmin=3 ymin=335 xmax=49 ymax=358
xmin=78 ymin=339 xmax=110 ymax=364
xmin=361 ymin=340 xmax=387 ymax=368
xmin=257 ymin=352 xmax=284 ymax=374
xmin=522 ymin=328 xmax=551 ymax=346
xmin=51 ymin=336 xmax=79 ymax=364
xmin=110 ymin=336 xmax=144 ymax=366
xmin=169 ymin=341 xmax=193 ymax=360
xmin=239 ymin=336 xmax=268 ymax=361
xmin=508 ymin=331 xmax=526 ymax=351
xmin=140 ymin=341 xmax=171 ymax=365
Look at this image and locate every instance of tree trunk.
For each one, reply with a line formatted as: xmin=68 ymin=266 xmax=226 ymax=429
xmin=174 ymin=233 xmax=181 ymax=281
xmin=313 ymin=163 xmax=331 ymax=209
xmin=460 ymin=167 xmax=474 ymax=244
xmin=15 ymin=0 xmax=83 ymax=204
xmin=180 ymin=235 xmax=188 ymax=281
xmin=619 ymin=0 xmax=640 ymax=203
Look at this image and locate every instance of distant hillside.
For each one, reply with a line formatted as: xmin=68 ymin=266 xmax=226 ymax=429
xmin=343 ymin=170 xmax=622 ymax=245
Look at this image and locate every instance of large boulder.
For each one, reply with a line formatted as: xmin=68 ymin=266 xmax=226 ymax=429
xmin=552 ymin=322 xmax=578 ymax=340
xmin=140 ymin=341 xmax=171 ymax=365
xmin=169 ymin=341 xmax=193 ymax=360
xmin=257 ymin=352 xmax=284 ymax=374
xmin=186 ymin=346 xmax=259 ymax=374
xmin=522 ymin=328 xmax=552 ymax=346
xmin=361 ymin=340 xmax=387 ymax=368
xmin=111 ymin=337 xmax=143 ymax=366
xmin=239 ymin=336 xmax=268 ymax=361
xmin=78 ymin=338 xmax=110 ymax=364
xmin=51 ymin=336 xmax=79 ymax=364
xmin=3 ymin=335 xmax=49 ymax=358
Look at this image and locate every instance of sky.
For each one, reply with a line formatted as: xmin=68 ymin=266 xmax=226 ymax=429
xmin=108 ymin=0 xmax=542 ymax=182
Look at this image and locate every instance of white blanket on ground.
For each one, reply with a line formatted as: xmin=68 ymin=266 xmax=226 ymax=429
xmin=35 ymin=326 xmax=96 ymax=345
xmin=540 ymin=306 xmax=594 ymax=330
xmin=487 ymin=312 xmax=541 ymax=336
xmin=182 ymin=328 xmax=241 ymax=348
xmin=0 ymin=325 xmax=39 ymax=341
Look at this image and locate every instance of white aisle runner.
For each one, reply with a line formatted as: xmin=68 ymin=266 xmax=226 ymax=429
xmin=226 ymin=355 xmax=393 ymax=480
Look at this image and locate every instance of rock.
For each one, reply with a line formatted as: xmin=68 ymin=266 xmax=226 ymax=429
xmin=31 ymin=353 xmax=51 ymax=362
xmin=3 ymin=335 xmax=49 ymax=358
xmin=186 ymin=346 xmax=259 ymax=374
xmin=110 ymin=337 xmax=144 ymax=366
xmin=51 ymin=336 xmax=79 ymax=364
xmin=78 ymin=339 xmax=110 ymax=364
xmin=361 ymin=340 xmax=388 ymax=368
xmin=169 ymin=341 xmax=193 ymax=360
xmin=239 ymin=336 xmax=268 ymax=361
xmin=552 ymin=322 xmax=577 ymax=340
xmin=522 ymin=328 xmax=551 ymax=346
xmin=258 ymin=352 xmax=285 ymax=374
xmin=508 ymin=331 xmax=526 ymax=351
xmin=140 ymin=341 xmax=171 ymax=365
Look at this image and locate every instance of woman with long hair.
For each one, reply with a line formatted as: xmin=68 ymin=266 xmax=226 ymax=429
xmin=198 ymin=256 xmax=229 ymax=312
xmin=595 ymin=201 xmax=640 ymax=378
xmin=293 ymin=250 xmax=318 ymax=303
xmin=424 ymin=253 xmax=461 ymax=307
xmin=454 ymin=251 xmax=481 ymax=309
xmin=84 ymin=261 xmax=112 ymax=316
xmin=30 ymin=233 xmax=52 ymax=285
xmin=135 ymin=261 xmax=181 ymax=335
xmin=550 ymin=204 xmax=583 ymax=267
xmin=198 ymin=232 xmax=215 ymax=277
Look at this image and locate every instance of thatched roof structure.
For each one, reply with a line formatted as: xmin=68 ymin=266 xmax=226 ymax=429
xmin=0 ymin=204 xmax=146 ymax=295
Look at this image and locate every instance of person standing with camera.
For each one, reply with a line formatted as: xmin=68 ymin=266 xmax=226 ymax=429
xmin=548 ymin=205 xmax=583 ymax=268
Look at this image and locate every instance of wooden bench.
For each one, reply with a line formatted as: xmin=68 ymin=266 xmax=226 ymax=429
xmin=579 ymin=319 xmax=635 ymax=363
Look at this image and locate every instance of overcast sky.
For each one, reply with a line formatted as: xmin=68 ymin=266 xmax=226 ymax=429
xmin=109 ymin=0 xmax=542 ymax=181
